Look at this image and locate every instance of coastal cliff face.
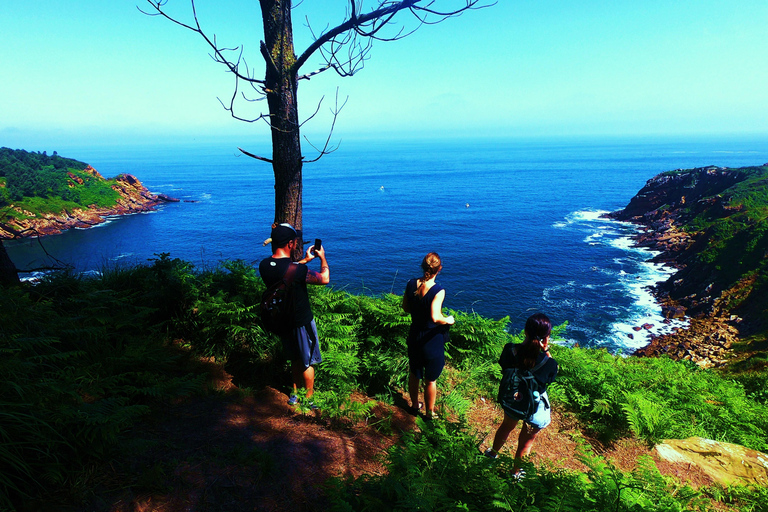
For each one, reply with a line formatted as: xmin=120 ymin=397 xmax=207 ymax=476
xmin=611 ymin=167 xmax=748 ymax=223
xmin=0 ymin=165 xmax=177 ymax=239
xmin=609 ymin=164 xmax=768 ymax=367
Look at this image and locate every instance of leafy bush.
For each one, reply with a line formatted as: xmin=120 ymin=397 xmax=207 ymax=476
xmin=4 ymin=256 xmax=768 ymax=510
xmin=552 ymin=347 xmax=768 ymax=450
xmin=0 ymin=267 xmax=203 ymax=509
xmin=326 ymin=420 xmax=709 ymax=512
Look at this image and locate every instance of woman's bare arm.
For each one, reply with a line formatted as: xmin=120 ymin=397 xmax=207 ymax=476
xmin=430 ymin=289 xmax=455 ymax=325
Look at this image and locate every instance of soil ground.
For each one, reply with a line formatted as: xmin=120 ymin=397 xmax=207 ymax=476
xmin=59 ymin=363 xmax=715 ymax=512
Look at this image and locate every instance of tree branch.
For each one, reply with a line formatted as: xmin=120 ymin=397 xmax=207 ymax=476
xmin=237 ymin=147 xmax=273 ymax=163
xmin=303 ymin=89 xmax=347 ymax=163
xmin=141 ymin=0 xmax=266 ymax=86
xmin=294 ymin=0 xmax=490 ymax=74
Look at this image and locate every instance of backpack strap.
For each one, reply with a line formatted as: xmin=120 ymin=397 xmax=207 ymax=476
xmin=531 ymin=354 xmax=550 ymax=373
xmin=511 ymin=345 xmax=550 ymax=373
xmin=282 ymin=262 xmax=299 ymax=285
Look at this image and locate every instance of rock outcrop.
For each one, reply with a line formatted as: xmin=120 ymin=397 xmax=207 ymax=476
xmin=0 ymin=166 xmax=178 ymax=239
xmin=607 ymin=164 xmax=768 ymax=367
xmin=655 ymin=437 xmax=768 ymax=487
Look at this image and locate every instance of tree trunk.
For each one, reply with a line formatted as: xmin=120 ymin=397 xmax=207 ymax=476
xmin=260 ymin=0 xmax=304 ymax=258
xmin=0 ymin=240 xmax=20 ymax=286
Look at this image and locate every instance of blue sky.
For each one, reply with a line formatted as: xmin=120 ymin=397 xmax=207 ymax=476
xmin=1 ymin=0 xmax=767 ymax=149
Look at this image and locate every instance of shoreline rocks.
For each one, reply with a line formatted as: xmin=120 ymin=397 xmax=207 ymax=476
xmin=0 ymin=167 xmax=178 ymax=239
xmin=607 ymin=166 xmax=757 ymax=368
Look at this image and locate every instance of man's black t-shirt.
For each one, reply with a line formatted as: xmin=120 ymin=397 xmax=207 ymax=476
xmin=259 ymin=257 xmax=313 ymax=328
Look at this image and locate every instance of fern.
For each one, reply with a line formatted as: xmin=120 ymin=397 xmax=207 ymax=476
xmin=555 ymin=346 xmax=768 ymax=449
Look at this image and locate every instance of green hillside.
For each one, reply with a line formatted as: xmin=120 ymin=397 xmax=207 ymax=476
xmin=664 ymin=165 xmax=768 ymax=328
xmin=2 ymin=257 xmax=767 ymax=510
xmin=0 ymin=147 xmax=120 ymax=221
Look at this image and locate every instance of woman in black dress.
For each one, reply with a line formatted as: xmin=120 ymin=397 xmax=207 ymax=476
xmin=402 ymin=252 xmax=455 ymax=419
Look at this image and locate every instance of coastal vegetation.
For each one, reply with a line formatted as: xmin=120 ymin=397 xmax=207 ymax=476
xmin=668 ymin=165 xmax=768 ymax=318
xmin=612 ymin=164 xmax=768 ymax=380
xmin=0 ymin=147 xmax=174 ymax=287
xmin=0 ymin=148 xmax=120 ymax=219
xmin=2 ymin=255 xmax=767 ymax=511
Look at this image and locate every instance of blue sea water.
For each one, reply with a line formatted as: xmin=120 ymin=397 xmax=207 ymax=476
xmin=6 ymin=135 xmax=768 ymax=352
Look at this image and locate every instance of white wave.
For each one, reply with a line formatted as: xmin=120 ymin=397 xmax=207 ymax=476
xmin=603 ymin=241 xmax=685 ymax=351
xmin=560 ymin=207 xmax=690 ymax=352
xmin=542 ymin=281 xmax=575 ymax=300
xmin=19 ymin=271 xmax=47 ymax=284
xmin=571 ymin=209 xmax=611 ymax=222
xmin=583 ymin=282 xmax=615 ymax=290
xmin=604 ymin=314 xmax=690 ymax=353
xmin=608 ymin=235 xmax=649 ymax=252
xmin=559 ymin=211 xmax=636 ymax=249
xmin=584 ymin=232 xmax=603 ymax=244
xmin=76 ymin=218 xmax=115 ymax=230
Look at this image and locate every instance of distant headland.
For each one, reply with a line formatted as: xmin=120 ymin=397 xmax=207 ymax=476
xmin=607 ymin=163 xmax=768 ymax=368
xmin=0 ymin=147 xmax=178 ymax=239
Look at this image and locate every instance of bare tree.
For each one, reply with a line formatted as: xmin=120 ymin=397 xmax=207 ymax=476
xmin=143 ymin=0 xmax=489 ymax=250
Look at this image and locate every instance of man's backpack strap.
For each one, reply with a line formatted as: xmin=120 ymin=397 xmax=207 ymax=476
xmin=283 ymin=262 xmax=299 ymax=285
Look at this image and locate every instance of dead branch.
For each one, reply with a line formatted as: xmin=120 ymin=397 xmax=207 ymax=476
xmin=237 ymin=147 xmax=273 ymax=163
xmin=294 ymin=0 xmax=490 ymax=75
xmin=303 ymin=89 xmax=347 ymax=163
xmin=140 ymin=0 xmax=266 ymax=86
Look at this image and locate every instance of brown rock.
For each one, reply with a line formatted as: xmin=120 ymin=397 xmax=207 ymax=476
xmin=1 ymin=168 xmax=178 ymax=239
xmin=655 ymin=437 xmax=768 ymax=487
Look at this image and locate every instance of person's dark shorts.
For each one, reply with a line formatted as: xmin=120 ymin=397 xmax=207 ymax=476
xmin=281 ymin=319 xmax=322 ymax=368
xmin=408 ymin=332 xmax=446 ymax=382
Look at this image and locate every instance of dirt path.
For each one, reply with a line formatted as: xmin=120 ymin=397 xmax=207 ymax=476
xmin=89 ymin=376 xmax=713 ymax=512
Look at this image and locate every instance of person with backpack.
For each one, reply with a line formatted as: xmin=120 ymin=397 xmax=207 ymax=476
xmin=484 ymin=313 xmax=558 ymax=480
xmin=259 ymin=223 xmax=329 ymax=406
xmin=402 ymin=252 xmax=455 ymax=420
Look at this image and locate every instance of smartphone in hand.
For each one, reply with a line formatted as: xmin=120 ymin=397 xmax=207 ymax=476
xmin=314 ymin=239 xmax=322 ymax=252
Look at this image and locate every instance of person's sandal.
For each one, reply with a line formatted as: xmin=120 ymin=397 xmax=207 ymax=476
xmin=425 ymin=410 xmax=439 ymax=420
xmin=407 ymin=402 xmax=423 ymax=416
xmin=287 ymin=395 xmax=299 ymax=406
xmin=483 ymin=448 xmax=498 ymax=459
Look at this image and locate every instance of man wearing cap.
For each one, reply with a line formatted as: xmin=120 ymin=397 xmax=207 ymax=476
xmin=259 ymin=223 xmax=330 ymax=405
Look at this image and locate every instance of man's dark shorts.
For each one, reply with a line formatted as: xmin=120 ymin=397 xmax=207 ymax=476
xmin=282 ymin=319 xmax=322 ymax=368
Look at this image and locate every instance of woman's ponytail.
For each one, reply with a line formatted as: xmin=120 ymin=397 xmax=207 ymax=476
xmin=415 ymin=252 xmax=443 ymax=296
xmin=519 ymin=313 xmax=552 ymax=370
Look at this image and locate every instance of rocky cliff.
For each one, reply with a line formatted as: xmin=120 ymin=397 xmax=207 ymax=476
xmin=608 ymin=164 xmax=768 ymax=367
xmin=0 ymin=166 xmax=178 ymax=239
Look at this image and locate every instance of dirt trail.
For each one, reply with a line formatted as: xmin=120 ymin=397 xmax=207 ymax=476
xmin=85 ymin=375 xmax=716 ymax=512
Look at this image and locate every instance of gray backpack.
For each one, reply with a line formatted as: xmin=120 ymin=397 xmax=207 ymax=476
xmin=259 ymin=263 xmax=298 ymax=336
xmin=497 ymin=351 xmax=550 ymax=421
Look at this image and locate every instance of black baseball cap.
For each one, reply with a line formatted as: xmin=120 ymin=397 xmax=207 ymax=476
xmin=271 ymin=223 xmax=301 ymax=246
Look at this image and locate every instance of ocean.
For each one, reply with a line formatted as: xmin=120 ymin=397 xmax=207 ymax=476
xmin=6 ymin=135 xmax=768 ymax=352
